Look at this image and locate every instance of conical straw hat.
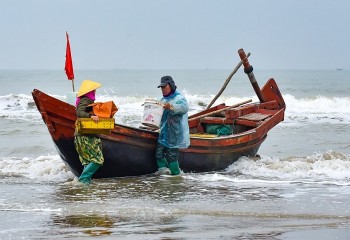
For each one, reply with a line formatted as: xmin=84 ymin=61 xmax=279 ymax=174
xmin=77 ymin=80 xmax=102 ymax=97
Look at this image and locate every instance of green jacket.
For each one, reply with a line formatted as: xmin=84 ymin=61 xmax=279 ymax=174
xmin=76 ymin=97 xmax=94 ymax=118
xmin=75 ymin=97 xmax=94 ymax=136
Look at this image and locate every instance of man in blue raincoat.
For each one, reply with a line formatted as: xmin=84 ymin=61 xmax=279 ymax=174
xmin=155 ymin=76 xmax=190 ymax=175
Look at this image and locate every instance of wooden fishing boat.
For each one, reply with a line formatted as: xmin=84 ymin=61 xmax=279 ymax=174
xmin=32 ymin=49 xmax=286 ymax=178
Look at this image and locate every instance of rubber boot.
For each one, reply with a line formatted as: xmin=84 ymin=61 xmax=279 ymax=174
xmin=156 ymin=158 xmax=170 ymax=175
xmin=156 ymin=158 xmax=168 ymax=169
xmin=78 ymin=162 xmax=101 ymax=185
xmin=168 ymin=160 xmax=181 ymax=175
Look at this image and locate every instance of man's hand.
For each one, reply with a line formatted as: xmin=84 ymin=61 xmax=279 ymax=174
xmin=163 ymin=103 xmax=172 ymax=110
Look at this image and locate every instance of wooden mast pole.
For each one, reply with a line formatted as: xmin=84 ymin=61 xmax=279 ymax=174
xmin=206 ymin=52 xmax=251 ymax=110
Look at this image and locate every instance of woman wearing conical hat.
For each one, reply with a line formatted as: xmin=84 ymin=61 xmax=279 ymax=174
xmin=74 ymin=80 xmax=103 ymax=185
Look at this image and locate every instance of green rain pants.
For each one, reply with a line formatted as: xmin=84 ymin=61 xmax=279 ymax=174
xmin=74 ymin=135 xmax=104 ymax=184
xmin=155 ymin=143 xmax=181 ymax=175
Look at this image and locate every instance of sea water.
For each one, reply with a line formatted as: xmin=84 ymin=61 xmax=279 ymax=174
xmin=0 ymin=69 xmax=349 ymax=239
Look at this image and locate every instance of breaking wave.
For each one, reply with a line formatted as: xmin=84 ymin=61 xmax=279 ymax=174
xmin=1 ymin=93 xmax=349 ymax=125
xmin=1 ymin=150 xmax=349 ymax=186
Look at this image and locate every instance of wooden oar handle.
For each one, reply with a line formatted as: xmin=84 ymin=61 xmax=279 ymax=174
xmin=238 ymin=48 xmax=253 ymax=74
xmin=238 ymin=48 xmax=265 ymax=103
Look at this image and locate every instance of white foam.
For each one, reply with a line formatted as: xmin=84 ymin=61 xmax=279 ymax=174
xmin=227 ymin=150 xmax=350 ymax=185
xmin=1 ymin=150 xmax=349 ymax=185
xmin=0 ymin=155 xmax=75 ymax=182
xmin=283 ymin=94 xmax=350 ymax=124
xmin=1 ymin=93 xmax=349 ymax=125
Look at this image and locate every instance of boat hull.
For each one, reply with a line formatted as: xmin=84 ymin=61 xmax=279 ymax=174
xmin=53 ymin=130 xmax=264 ymax=178
xmin=32 ymin=77 xmax=284 ymax=178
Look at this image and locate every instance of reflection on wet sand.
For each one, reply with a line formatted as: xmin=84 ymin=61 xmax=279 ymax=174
xmin=55 ymin=175 xmax=189 ymax=202
xmin=52 ymin=214 xmax=114 ymax=237
xmin=48 ymin=174 xmax=350 ymax=239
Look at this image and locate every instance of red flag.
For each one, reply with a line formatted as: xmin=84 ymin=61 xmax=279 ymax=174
xmin=65 ymin=32 xmax=74 ymax=80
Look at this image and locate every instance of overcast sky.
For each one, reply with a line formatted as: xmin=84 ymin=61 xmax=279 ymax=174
xmin=1 ymin=0 xmax=349 ymax=70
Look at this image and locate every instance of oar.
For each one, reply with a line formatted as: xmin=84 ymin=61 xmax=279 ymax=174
xmin=206 ymin=52 xmax=251 ymax=109
xmin=189 ymin=99 xmax=252 ymax=121
xmin=238 ymin=49 xmax=265 ymax=103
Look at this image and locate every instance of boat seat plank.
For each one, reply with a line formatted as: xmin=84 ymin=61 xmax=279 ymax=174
xmin=188 ymin=103 xmax=226 ymax=119
xmin=234 ymin=119 xmax=260 ymax=127
xmin=201 ymin=117 xmax=234 ymax=125
xmin=237 ymin=112 xmax=272 ymax=121
xmin=234 ymin=112 xmax=273 ymax=127
xmin=225 ymin=100 xmax=278 ymax=119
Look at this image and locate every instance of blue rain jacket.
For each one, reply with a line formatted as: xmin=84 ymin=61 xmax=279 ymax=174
xmin=158 ymin=91 xmax=190 ymax=149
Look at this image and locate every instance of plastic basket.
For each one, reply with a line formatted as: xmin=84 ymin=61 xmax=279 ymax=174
xmin=76 ymin=118 xmax=115 ymax=134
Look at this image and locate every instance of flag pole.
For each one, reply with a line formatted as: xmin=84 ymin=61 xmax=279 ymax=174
xmin=71 ymin=78 xmax=75 ymax=92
